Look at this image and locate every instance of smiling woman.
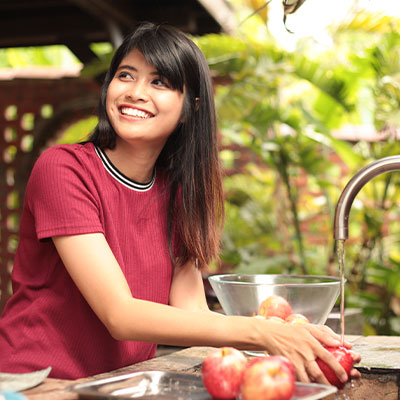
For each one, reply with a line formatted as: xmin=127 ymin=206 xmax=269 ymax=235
xmin=0 ymin=21 xmax=224 ymax=379
xmin=0 ymin=22 xmax=361 ymax=385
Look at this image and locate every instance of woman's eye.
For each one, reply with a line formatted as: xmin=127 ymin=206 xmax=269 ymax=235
xmin=153 ymin=79 xmax=169 ymax=88
xmin=118 ymin=71 xmax=133 ymax=80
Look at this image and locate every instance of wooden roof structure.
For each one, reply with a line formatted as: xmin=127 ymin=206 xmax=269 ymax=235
xmin=0 ymin=0 xmax=235 ymax=64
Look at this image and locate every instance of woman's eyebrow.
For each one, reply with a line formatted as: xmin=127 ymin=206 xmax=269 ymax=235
xmin=117 ymin=65 xmax=159 ymax=75
xmin=117 ymin=65 xmax=137 ymax=72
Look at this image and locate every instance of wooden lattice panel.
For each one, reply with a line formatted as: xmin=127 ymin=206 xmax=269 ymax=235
xmin=0 ymin=76 xmax=100 ymax=314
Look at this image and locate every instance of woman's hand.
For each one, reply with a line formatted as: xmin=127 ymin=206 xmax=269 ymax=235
xmin=256 ymin=320 xmax=361 ymax=385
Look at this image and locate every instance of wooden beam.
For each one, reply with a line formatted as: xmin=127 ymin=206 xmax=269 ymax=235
xmin=67 ymin=0 xmax=135 ymax=29
xmin=62 ymin=37 xmax=99 ymax=64
xmin=196 ymin=0 xmax=236 ymax=34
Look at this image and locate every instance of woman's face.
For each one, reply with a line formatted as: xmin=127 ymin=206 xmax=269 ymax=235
xmin=106 ymin=49 xmax=185 ymax=150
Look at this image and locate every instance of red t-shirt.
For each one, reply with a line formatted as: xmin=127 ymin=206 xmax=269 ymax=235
xmin=0 ymin=143 xmax=173 ymax=379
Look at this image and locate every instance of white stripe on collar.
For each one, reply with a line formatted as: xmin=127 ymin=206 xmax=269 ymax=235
xmin=95 ymin=146 xmax=156 ymax=192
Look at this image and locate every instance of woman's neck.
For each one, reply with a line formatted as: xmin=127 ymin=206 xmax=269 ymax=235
xmin=104 ymin=141 xmax=160 ymax=183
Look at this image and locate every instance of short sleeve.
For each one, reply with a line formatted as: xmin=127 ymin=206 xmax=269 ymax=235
xmin=26 ymin=146 xmax=104 ymax=240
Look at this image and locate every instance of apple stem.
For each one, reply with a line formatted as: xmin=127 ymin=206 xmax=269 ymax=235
xmin=221 ymin=348 xmax=227 ymax=356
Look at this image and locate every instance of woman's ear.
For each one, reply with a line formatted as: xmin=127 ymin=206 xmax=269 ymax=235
xmin=179 ymin=95 xmax=198 ymax=123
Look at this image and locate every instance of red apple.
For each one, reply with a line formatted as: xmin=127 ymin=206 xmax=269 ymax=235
xmin=258 ymin=295 xmax=292 ymax=320
xmin=316 ymin=346 xmax=354 ymax=389
xmin=254 ymin=315 xmax=285 ymax=323
xmin=202 ymin=347 xmax=248 ymax=399
xmin=271 ymin=355 xmax=296 ymax=381
xmin=285 ymin=313 xmax=309 ymax=325
xmin=240 ymin=356 xmax=295 ymax=400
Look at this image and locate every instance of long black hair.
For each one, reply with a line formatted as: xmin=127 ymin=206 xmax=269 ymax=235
xmin=89 ymin=22 xmax=224 ymax=269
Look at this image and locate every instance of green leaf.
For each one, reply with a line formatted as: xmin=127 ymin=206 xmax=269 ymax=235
xmin=292 ymin=54 xmax=353 ymax=111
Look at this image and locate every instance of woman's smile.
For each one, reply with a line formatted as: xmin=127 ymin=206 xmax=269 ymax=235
xmin=119 ymin=106 xmax=153 ymax=119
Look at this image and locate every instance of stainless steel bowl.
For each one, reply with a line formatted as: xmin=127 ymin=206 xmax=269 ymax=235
xmin=208 ymin=274 xmax=342 ymax=325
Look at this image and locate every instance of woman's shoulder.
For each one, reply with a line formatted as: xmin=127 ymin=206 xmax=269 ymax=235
xmin=26 ymin=143 xmax=99 ymax=198
xmin=28 ymin=143 xmax=97 ymax=184
xmin=39 ymin=142 xmax=94 ymax=159
xmin=35 ymin=142 xmax=95 ymax=168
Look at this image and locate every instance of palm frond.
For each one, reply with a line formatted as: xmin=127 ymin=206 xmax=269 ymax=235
xmin=335 ymin=10 xmax=399 ymax=34
xmin=292 ymin=55 xmax=353 ymax=111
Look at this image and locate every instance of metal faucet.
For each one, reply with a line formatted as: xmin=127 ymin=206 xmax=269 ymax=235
xmin=334 ymin=155 xmax=400 ymax=240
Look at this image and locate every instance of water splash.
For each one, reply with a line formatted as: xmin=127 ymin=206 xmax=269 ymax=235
xmin=333 ymin=381 xmax=354 ymax=400
xmin=334 ymin=393 xmax=351 ymax=400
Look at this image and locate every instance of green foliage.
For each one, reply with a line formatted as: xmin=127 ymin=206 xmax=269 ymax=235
xmin=347 ymin=255 xmax=400 ymax=335
xmin=198 ymin=15 xmax=400 ymax=335
xmin=0 ymin=45 xmax=80 ymax=68
xmin=55 ymin=116 xmax=98 ymax=145
xmin=198 ymin=32 xmax=357 ymax=275
xmin=0 ymin=42 xmax=112 ymax=69
xmin=368 ymin=31 xmax=400 ymax=129
xmin=193 ymin=34 xmax=249 ymax=75
xmin=80 ymin=51 xmax=115 ymax=78
xmin=292 ymin=54 xmax=353 ymax=112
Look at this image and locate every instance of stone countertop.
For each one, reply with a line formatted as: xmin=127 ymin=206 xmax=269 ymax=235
xmin=21 ymin=335 xmax=400 ymax=400
xmin=351 ymin=335 xmax=400 ymax=370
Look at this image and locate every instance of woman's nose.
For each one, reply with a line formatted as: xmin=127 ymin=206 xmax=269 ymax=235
xmin=127 ymin=80 xmax=149 ymax=102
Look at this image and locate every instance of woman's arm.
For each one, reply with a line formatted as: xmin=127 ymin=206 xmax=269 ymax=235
xmin=53 ymin=232 xmax=358 ymax=385
xmin=53 ymin=233 xmax=247 ymax=346
xmin=169 ymin=261 xmax=209 ymax=312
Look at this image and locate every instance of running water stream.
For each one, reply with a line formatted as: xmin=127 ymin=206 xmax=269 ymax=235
xmin=333 ymin=157 xmax=400 ymax=346
xmin=336 ymin=239 xmax=346 ymax=346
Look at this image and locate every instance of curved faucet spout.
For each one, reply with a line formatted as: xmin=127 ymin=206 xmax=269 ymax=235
xmin=334 ymin=155 xmax=400 ymax=240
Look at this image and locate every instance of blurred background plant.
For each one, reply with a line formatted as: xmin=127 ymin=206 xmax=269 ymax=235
xmin=196 ymin=0 xmax=400 ymax=335
xmin=2 ymin=0 xmax=400 ymax=335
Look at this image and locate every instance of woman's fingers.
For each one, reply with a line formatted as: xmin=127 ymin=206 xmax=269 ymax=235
xmin=294 ymin=364 xmax=311 ymax=383
xmin=349 ymin=349 xmax=362 ymax=378
xmin=350 ymin=367 xmax=361 ymax=379
xmin=349 ymin=350 xmax=362 ymax=363
xmin=304 ymin=360 xmax=331 ymax=385
xmin=317 ymin=346 xmax=349 ymax=384
xmin=306 ymin=324 xmax=343 ymax=347
xmin=291 ymin=355 xmax=331 ymax=385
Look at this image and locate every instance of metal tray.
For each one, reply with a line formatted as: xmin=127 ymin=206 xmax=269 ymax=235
xmin=70 ymin=370 xmax=337 ymax=400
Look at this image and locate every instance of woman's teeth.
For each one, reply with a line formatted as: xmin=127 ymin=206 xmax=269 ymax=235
xmin=120 ymin=107 xmax=151 ymax=119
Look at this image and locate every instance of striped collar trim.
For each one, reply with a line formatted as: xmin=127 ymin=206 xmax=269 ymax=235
xmin=95 ymin=146 xmax=156 ymax=192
